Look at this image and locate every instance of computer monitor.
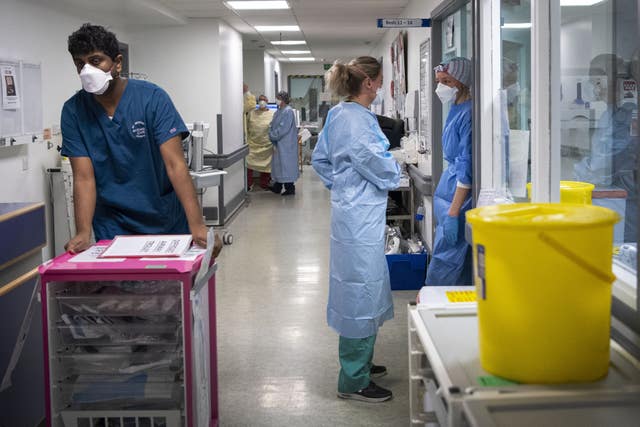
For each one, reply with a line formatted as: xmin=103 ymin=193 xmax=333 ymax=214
xmin=377 ymin=115 xmax=405 ymax=149
xmin=256 ymin=103 xmax=279 ymax=112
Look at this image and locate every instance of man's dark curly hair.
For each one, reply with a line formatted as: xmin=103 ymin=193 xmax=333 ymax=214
xmin=68 ymin=23 xmax=120 ymax=60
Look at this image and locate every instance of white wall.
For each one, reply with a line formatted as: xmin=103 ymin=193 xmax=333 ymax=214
xmin=243 ymin=50 xmax=265 ymax=97
xmin=128 ymin=20 xmax=245 ymax=218
xmin=0 ymin=0 xmax=130 ymax=258
xmin=218 ymin=22 xmax=245 ymax=204
xmin=219 ymin=22 xmax=244 ymax=153
xmin=263 ymin=53 xmax=282 ymax=100
xmin=130 ymin=19 xmax=244 ymax=216
xmin=128 ymin=20 xmax=221 ymax=151
xmin=561 ymin=3 xmax=616 ymax=73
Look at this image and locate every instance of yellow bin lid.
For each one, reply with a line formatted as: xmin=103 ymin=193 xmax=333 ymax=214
xmin=466 ymin=203 xmax=619 ymax=229
xmin=560 ymin=181 xmax=595 ymax=191
xmin=526 ymin=181 xmax=595 ymax=201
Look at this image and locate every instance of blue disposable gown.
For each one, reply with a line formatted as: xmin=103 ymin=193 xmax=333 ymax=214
xmin=60 ymin=80 xmax=189 ymax=241
xmin=425 ymin=100 xmax=473 ymax=286
xmin=312 ymin=102 xmax=401 ymax=338
xmin=269 ymin=105 xmax=299 ymax=183
xmin=574 ymin=102 xmax=638 ymax=242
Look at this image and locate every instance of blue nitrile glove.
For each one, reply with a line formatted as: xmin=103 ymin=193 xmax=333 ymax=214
xmin=442 ymin=215 xmax=459 ymax=245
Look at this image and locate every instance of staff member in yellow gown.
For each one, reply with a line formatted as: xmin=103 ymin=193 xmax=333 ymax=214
xmin=243 ymin=83 xmax=256 ymax=143
xmin=246 ymin=95 xmax=275 ymax=190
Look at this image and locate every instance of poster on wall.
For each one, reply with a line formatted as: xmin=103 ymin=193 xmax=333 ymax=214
xmin=390 ymin=31 xmax=407 ymax=118
xmin=1 ymin=65 xmax=20 ymax=110
xmin=445 ymin=16 xmax=455 ymax=50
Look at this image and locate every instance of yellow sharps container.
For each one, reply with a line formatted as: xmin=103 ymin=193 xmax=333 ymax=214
xmin=526 ymin=181 xmax=595 ymax=204
xmin=466 ymin=203 xmax=619 ymax=383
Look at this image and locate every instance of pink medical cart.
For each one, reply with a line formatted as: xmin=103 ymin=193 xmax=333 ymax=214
xmin=38 ymin=242 xmax=219 ymax=427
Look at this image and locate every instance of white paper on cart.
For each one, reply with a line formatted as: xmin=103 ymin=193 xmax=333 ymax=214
xmin=70 ymin=245 xmax=125 ymax=262
xmin=100 ymin=234 xmax=192 ymax=258
xmin=140 ymin=246 xmax=206 ymax=261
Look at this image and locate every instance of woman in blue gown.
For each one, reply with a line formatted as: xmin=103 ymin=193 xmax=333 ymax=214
xmin=312 ymin=56 xmax=401 ymax=403
xmin=425 ymin=57 xmax=474 ymax=286
xmin=269 ymin=91 xmax=299 ymax=195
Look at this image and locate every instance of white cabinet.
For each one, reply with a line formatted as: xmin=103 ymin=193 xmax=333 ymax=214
xmin=408 ymin=287 xmax=640 ymax=427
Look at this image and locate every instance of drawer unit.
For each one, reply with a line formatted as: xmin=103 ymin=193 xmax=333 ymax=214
xmin=39 ymin=244 xmax=219 ymax=427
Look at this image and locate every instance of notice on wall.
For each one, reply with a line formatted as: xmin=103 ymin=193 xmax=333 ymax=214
xmin=1 ymin=65 xmax=20 ymax=110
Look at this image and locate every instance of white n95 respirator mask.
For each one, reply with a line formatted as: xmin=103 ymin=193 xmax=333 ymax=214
xmin=372 ymin=88 xmax=384 ymax=106
xmin=259 ymin=100 xmax=267 ymax=108
xmin=435 ymin=83 xmax=458 ymax=104
xmin=79 ymin=63 xmax=114 ymax=95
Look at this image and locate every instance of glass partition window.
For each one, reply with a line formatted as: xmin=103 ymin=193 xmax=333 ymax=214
xmin=288 ymin=75 xmax=326 ymax=125
xmin=500 ymin=0 xmax=532 ymax=201
xmin=559 ymin=0 xmax=639 ymax=268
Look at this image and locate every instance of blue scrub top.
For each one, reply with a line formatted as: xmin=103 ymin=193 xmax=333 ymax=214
xmin=60 ymin=79 xmax=189 ymax=241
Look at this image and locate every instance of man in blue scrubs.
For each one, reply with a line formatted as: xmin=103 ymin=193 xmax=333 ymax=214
xmin=61 ymin=24 xmax=221 ymax=256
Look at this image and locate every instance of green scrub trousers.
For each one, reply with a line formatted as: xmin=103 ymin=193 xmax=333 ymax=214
xmin=338 ymin=334 xmax=377 ymax=393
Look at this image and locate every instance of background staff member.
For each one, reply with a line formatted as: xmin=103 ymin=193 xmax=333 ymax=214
xmin=425 ymin=57 xmax=473 ymax=286
xmin=61 ymin=23 xmax=221 ymax=256
xmin=246 ymin=94 xmax=274 ymax=190
xmin=243 ymin=82 xmax=256 ymax=143
xmin=269 ymin=91 xmax=299 ymax=196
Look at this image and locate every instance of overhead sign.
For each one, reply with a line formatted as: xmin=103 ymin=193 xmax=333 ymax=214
xmin=323 ymin=63 xmax=332 ymax=71
xmin=377 ymin=18 xmax=431 ymax=28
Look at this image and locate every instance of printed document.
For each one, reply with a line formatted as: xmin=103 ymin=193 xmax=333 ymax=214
xmin=100 ymin=235 xmax=193 ymax=258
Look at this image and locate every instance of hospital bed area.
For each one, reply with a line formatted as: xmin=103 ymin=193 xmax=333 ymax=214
xmin=1 ymin=0 xmax=640 ymax=426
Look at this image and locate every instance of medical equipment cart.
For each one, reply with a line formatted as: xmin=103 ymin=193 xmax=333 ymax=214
xmin=408 ymin=287 xmax=640 ymax=427
xmin=39 ymin=242 xmax=219 ymax=427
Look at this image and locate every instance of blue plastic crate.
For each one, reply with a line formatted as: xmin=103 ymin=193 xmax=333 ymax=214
xmin=386 ymin=252 xmax=428 ymax=291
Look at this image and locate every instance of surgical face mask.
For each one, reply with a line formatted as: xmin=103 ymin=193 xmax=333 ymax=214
xmin=593 ymin=79 xmax=608 ymax=102
xmin=372 ymin=88 xmax=384 ymax=105
xmin=259 ymin=100 xmax=267 ymax=108
xmin=435 ymin=83 xmax=458 ymax=104
xmin=79 ymin=63 xmax=113 ymax=95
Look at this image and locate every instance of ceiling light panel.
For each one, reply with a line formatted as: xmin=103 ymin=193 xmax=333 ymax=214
xmin=281 ymin=50 xmax=311 ymax=54
xmin=271 ymin=40 xmax=306 ymax=45
xmin=288 ymin=57 xmax=315 ymax=62
xmin=502 ymin=23 xmax=532 ymax=29
xmin=255 ymin=25 xmax=300 ymax=31
xmin=560 ymin=0 xmax=605 ymax=5
xmin=225 ymin=1 xmax=290 ymax=10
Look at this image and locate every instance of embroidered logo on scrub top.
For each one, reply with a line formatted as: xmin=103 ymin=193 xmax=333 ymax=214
xmin=131 ymin=121 xmax=147 ymax=138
